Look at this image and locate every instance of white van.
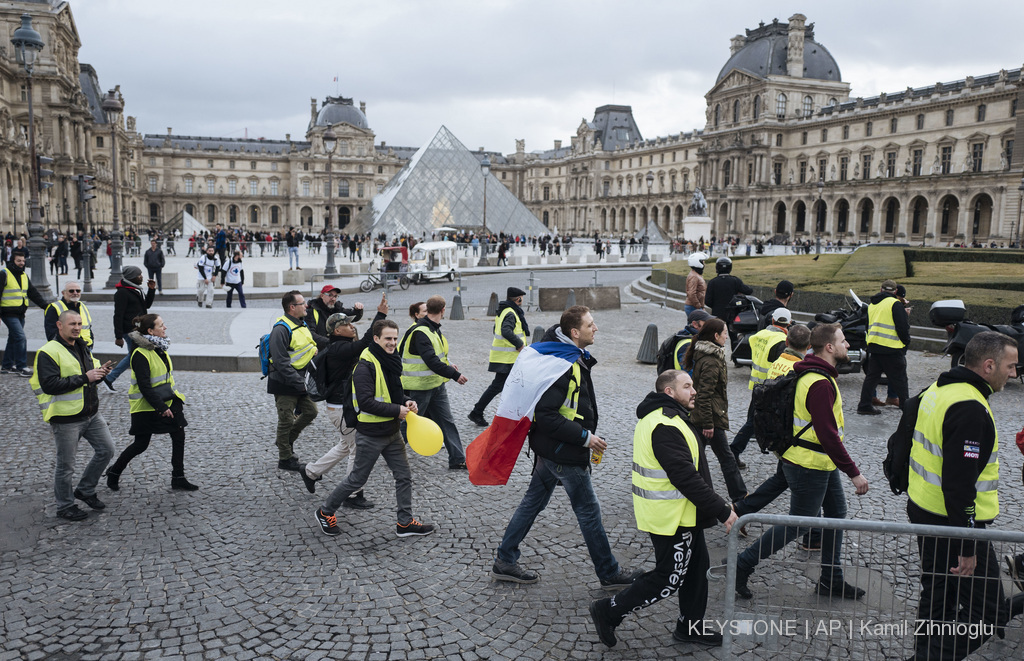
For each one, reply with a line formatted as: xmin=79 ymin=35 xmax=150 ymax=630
xmin=407 ymin=241 xmax=458 ymax=283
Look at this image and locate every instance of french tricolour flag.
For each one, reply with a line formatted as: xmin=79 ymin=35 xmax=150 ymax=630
xmin=466 ymin=341 xmax=582 ymax=485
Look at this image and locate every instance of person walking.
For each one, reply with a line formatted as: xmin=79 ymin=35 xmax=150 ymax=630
xmin=589 ymin=370 xmax=737 ymax=648
xmin=907 ymin=331 xmax=1018 ymax=660
xmin=730 ymin=323 xmax=869 ymax=600
xmin=682 ymin=317 xmax=747 ymax=502
xmin=267 ymin=291 xmax=319 ymax=471
xmin=398 ymin=295 xmax=468 ymax=470
xmin=286 ymin=228 xmax=301 ymax=270
xmin=468 ymin=287 xmax=528 ymax=427
xmin=1 ymin=249 xmax=49 ymax=376
xmin=195 ymin=245 xmax=220 ymax=309
xmin=105 ymin=266 xmax=156 ymax=390
xmin=491 ymin=306 xmax=642 ymax=589
xmin=143 ymin=239 xmax=166 ymax=294
xmin=30 ymin=310 xmax=115 ymax=520
xmin=214 ymin=224 xmax=228 ymax=283
xmin=224 ymin=250 xmax=246 ymax=308
xmin=44 ymin=281 xmax=94 ymax=350
xmin=314 ymin=319 xmax=435 ymax=538
xmin=857 ymin=279 xmax=911 ymax=415
xmin=306 ymin=284 xmax=363 ymax=339
xmin=659 ymin=309 xmax=711 ymax=376
xmin=703 ymin=256 xmax=753 ymax=348
xmin=106 ymin=314 xmax=198 ymax=492
xmin=684 ymin=252 xmax=708 ymax=315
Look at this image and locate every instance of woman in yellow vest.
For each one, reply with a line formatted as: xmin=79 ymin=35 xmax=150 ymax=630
xmin=106 ymin=314 xmax=198 ymax=492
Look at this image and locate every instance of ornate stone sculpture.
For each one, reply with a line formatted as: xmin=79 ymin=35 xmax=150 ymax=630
xmin=688 ymin=188 xmax=708 ymax=217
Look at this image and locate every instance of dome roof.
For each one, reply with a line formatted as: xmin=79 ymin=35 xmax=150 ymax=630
xmin=315 ymin=96 xmax=368 ymax=129
xmin=716 ymin=20 xmax=840 ymax=84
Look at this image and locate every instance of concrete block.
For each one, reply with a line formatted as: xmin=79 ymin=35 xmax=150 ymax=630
xmin=161 ymin=272 xmax=179 ymax=290
xmin=253 ymin=272 xmax=279 ymax=288
xmin=528 ymin=256 xmax=542 ymax=265
xmin=337 ymin=263 xmax=361 ymax=275
xmin=538 ymin=286 xmax=621 ymax=311
xmin=626 ymin=253 xmax=641 ymax=262
xmin=585 ymin=255 xmax=600 ymax=264
xmin=567 ymin=255 xmax=581 ymax=264
xmin=459 ymin=257 xmax=474 ymax=269
xmin=283 ymin=270 xmax=304 ymax=286
xmin=509 ymin=255 xmax=525 ymax=266
xmin=303 ymin=268 xmax=326 ymax=283
xmin=606 ymin=254 xmax=620 ymax=263
xmin=650 ymin=254 xmax=666 ymax=263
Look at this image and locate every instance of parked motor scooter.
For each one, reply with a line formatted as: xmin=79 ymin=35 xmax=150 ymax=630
xmin=728 ymin=294 xmax=763 ymax=367
xmin=808 ymin=289 xmax=869 ymax=374
xmin=930 ymin=300 xmax=1024 ymax=374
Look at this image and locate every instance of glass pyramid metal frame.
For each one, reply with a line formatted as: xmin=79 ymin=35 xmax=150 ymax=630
xmin=352 ymin=126 xmax=548 ymax=237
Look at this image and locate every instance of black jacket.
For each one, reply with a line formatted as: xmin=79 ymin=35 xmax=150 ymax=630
xmin=322 ymin=311 xmax=386 ymax=405
xmin=636 ymin=391 xmax=732 ymax=529
xmin=757 ymin=298 xmax=787 ymax=330
xmin=0 ymin=264 xmax=48 ymax=318
xmin=400 ymin=317 xmax=461 ymax=383
xmin=867 ymin=290 xmax=911 ymax=354
xmin=35 ymin=335 xmax=98 ymax=423
xmin=529 ymin=328 xmax=598 ymax=466
xmin=305 ymin=296 xmax=363 ymax=340
xmin=704 ymin=274 xmax=752 ymax=320
xmin=112 ymin=281 xmax=156 ymax=340
xmin=488 ymin=300 xmax=530 ymax=373
xmin=143 ymin=248 xmax=166 ymax=271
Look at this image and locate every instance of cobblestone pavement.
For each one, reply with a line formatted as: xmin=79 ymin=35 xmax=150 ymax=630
xmin=2 ymin=300 xmax=1023 ymax=660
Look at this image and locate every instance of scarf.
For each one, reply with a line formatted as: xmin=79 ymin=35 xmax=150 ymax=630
xmin=120 ymin=278 xmax=143 ymax=297
xmin=553 ymin=327 xmax=590 ymax=361
xmin=506 ymin=300 xmax=530 ymax=337
xmin=367 ymin=340 xmax=405 ymax=404
xmin=144 ymin=334 xmax=170 ymax=352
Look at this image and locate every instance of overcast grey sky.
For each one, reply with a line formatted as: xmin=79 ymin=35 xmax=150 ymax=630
xmin=72 ymin=0 xmax=1024 ymax=154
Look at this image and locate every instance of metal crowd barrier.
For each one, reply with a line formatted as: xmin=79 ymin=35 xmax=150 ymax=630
xmin=710 ymin=513 xmax=1024 ymax=659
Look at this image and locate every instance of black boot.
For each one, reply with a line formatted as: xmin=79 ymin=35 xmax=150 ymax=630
xmin=106 ymin=469 xmax=121 ymax=492
xmin=171 ymin=476 xmax=199 ymax=491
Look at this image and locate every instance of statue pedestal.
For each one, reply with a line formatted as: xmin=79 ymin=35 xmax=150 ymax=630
xmin=682 ymin=216 xmax=713 ymax=243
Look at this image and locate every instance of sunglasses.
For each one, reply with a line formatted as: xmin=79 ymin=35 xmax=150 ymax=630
xmin=67 ymin=289 xmax=81 ymax=293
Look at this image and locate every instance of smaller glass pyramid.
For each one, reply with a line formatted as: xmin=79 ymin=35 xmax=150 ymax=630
xmin=352 ymin=126 xmax=549 ymax=237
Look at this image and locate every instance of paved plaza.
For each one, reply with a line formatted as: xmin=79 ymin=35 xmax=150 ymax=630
xmin=1 ymin=273 xmax=1023 ymax=660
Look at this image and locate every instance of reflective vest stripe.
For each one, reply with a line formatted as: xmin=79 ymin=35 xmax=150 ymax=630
xmin=401 ymin=324 xmax=450 ymax=390
xmin=781 ymin=372 xmax=843 ymax=471
xmin=631 ymin=485 xmax=685 ymax=500
xmin=1 ymin=270 xmax=28 ymax=306
xmin=489 ymin=307 xmax=525 ymax=365
xmin=866 ymin=297 xmax=905 ymax=349
xmin=632 ymin=462 xmax=668 ymax=479
xmin=632 ymin=409 xmax=700 ymax=534
xmin=128 ymin=347 xmax=185 ymax=413
xmin=29 ymin=340 xmax=99 ymax=421
xmin=748 ymin=328 xmax=786 ymax=390
xmin=557 ymin=363 xmax=582 ymax=421
xmin=353 ymin=348 xmax=394 ymax=423
xmin=273 ymin=316 xmax=317 ymax=370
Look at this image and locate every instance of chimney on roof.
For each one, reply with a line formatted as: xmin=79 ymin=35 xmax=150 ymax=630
xmin=730 ymin=35 xmax=745 ymax=56
xmin=381 ymin=141 xmax=386 ymax=148
xmin=360 ymin=101 xmax=366 ymax=116
xmin=554 ymin=139 xmax=562 ymax=150
xmin=286 ymin=133 xmax=290 ymax=142
xmin=786 ymin=13 xmax=806 ymax=78
xmin=167 ymin=127 xmax=172 ymax=135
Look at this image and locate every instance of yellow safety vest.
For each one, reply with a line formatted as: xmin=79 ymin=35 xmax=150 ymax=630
xmin=401 ymin=324 xmax=450 ymax=390
xmin=489 ymin=307 xmax=526 ymax=364
xmin=1 ymin=269 xmax=28 ymax=308
xmin=632 ymin=408 xmax=700 ymax=534
xmin=128 ymin=346 xmax=185 ymax=413
xmin=907 ymin=381 xmax=999 ymax=521
xmin=766 ymin=352 xmax=800 ymax=380
xmin=748 ymin=327 xmax=787 ymax=389
xmin=30 ymin=340 xmax=99 ymax=422
xmin=352 ymin=347 xmax=394 ymax=424
xmin=866 ymin=297 xmax=905 ymax=349
xmin=782 ymin=372 xmax=844 ymax=471
xmin=673 ymin=336 xmax=693 ymax=371
xmin=48 ymin=300 xmax=93 ymax=347
xmin=273 ymin=316 xmax=317 ymax=370
xmin=553 ymin=362 xmax=583 ymax=422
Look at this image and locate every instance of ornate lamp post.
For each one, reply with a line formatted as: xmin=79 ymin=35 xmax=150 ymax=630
xmin=1016 ymin=174 xmax=1024 ymax=249
xmin=322 ymin=125 xmax=338 ymax=276
xmin=10 ymin=198 xmax=16 ymax=238
xmin=642 ymin=170 xmax=653 ymax=261
xmin=815 ymin=177 xmax=824 ymax=255
xmin=11 ymin=13 xmax=52 ymax=298
xmin=477 ymin=156 xmax=490 ymax=267
xmin=101 ymin=89 xmax=123 ymax=288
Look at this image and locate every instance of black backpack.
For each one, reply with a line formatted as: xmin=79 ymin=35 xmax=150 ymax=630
xmin=304 ymin=350 xmax=329 ymax=402
xmin=656 ymin=334 xmax=689 ymax=374
xmin=883 ymin=390 xmax=925 ymax=495
xmin=752 ymin=367 xmax=834 ymax=456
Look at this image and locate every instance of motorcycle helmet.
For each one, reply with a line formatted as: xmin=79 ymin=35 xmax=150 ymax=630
xmin=715 ymin=256 xmax=733 ymax=274
xmin=1012 ymin=304 xmax=1024 ymax=326
xmin=687 ymin=252 xmax=708 ymax=272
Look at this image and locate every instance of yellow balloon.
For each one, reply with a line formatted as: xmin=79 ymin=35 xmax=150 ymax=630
xmin=406 ymin=411 xmax=443 ymax=456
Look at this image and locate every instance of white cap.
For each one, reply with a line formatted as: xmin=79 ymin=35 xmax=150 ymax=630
xmin=772 ymin=308 xmax=793 ymax=325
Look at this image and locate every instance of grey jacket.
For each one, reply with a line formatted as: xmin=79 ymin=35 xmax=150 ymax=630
xmin=266 ymin=314 xmax=309 ymax=396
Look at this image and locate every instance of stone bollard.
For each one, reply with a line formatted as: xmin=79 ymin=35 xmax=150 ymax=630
xmin=486 ymin=292 xmax=499 ymax=316
xmin=636 ymin=323 xmax=659 ymax=364
xmin=532 ymin=325 xmax=546 ymax=344
xmin=449 ymin=294 xmax=465 ymax=321
xmin=564 ymin=288 xmax=576 ymax=310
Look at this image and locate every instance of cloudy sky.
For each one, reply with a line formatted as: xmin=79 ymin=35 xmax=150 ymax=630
xmin=73 ymin=0 xmax=1024 ymax=154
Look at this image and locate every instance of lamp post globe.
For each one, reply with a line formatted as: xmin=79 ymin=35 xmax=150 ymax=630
xmin=641 ymin=170 xmax=654 ymax=262
xmin=101 ymin=89 xmax=124 ymax=288
xmin=322 ymin=125 xmax=338 ymax=276
xmin=12 ymin=13 xmax=52 ymax=298
xmin=477 ymin=155 xmax=491 ymax=267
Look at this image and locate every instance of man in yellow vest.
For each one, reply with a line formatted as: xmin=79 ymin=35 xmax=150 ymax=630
xmin=730 ymin=323 xmax=869 ymax=600
xmin=857 ymin=279 xmax=910 ymax=415
xmin=399 ymin=295 xmax=468 ymax=469
xmin=730 ymin=307 xmax=792 ymax=468
xmin=314 ymin=319 xmax=435 ymax=538
xmin=589 ymin=370 xmax=737 ymax=648
xmin=659 ymin=309 xmax=712 ymax=376
xmin=907 ymin=331 xmax=1018 ymax=660
xmin=267 ymin=290 xmax=319 ymax=472
xmin=468 ymin=286 xmax=528 ymax=427
xmin=31 ymin=310 xmax=115 ymax=521
xmin=44 ymin=281 xmax=93 ymax=350
xmin=1 ymin=249 xmax=49 ymax=376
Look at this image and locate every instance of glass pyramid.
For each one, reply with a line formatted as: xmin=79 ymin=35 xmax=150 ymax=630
xmin=352 ymin=126 xmax=548 ymax=237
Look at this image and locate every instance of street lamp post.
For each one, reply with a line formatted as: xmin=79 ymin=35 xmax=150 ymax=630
xmin=642 ymin=170 xmax=653 ymax=262
xmin=477 ymin=156 xmax=490 ymax=267
xmin=101 ymin=89 xmax=123 ymax=288
xmin=815 ymin=177 xmax=824 ymax=255
xmin=1016 ymin=175 xmax=1024 ymax=249
xmin=322 ymin=125 xmax=338 ymax=276
xmin=11 ymin=13 xmax=52 ymax=299
xmin=10 ymin=198 xmax=16 ymax=238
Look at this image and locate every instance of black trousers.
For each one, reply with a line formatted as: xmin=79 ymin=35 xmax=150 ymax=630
xmin=471 ymin=370 xmax=509 ymax=416
xmin=858 ymin=350 xmax=909 ymax=408
xmin=608 ymin=526 xmax=709 ymax=627
xmin=110 ymin=429 xmax=186 ymax=477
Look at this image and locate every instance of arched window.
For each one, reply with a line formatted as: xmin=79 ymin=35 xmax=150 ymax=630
xmin=732 ymin=99 xmax=740 ymax=123
xmin=802 ymin=95 xmax=814 ymax=117
xmin=714 ymin=104 xmax=721 ymax=127
xmin=776 ymin=93 xmax=787 ymax=119
xmin=753 ymin=95 xmax=760 ymax=120
xmin=828 ymin=97 xmax=838 ymax=107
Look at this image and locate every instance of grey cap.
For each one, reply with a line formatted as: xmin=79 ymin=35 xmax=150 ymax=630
xmin=122 ymin=265 xmax=142 ymax=280
xmin=687 ymin=309 xmax=712 ymax=324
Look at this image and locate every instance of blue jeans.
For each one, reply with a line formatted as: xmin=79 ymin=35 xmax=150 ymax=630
xmin=405 ymin=385 xmax=465 ymax=466
xmin=288 ymin=246 xmax=300 ymax=269
xmin=496 ymin=456 xmax=619 ymax=580
xmin=107 ymin=334 xmax=136 ymax=384
xmin=737 ymin=463 xmax=847 ymax=585
xmin=322 ymin=430 xmax=412 ymax=524
xmin=51 ymin=413 xmax=114 ymax=511
xmin=684 ymin=304 xmax=698 ymax=315
xmin=2 ymin=315 xmax=27 ymax=370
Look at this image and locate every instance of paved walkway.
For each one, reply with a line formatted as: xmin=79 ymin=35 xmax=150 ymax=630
xmin=1 ymin=294 xmax=1023 ymax=659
